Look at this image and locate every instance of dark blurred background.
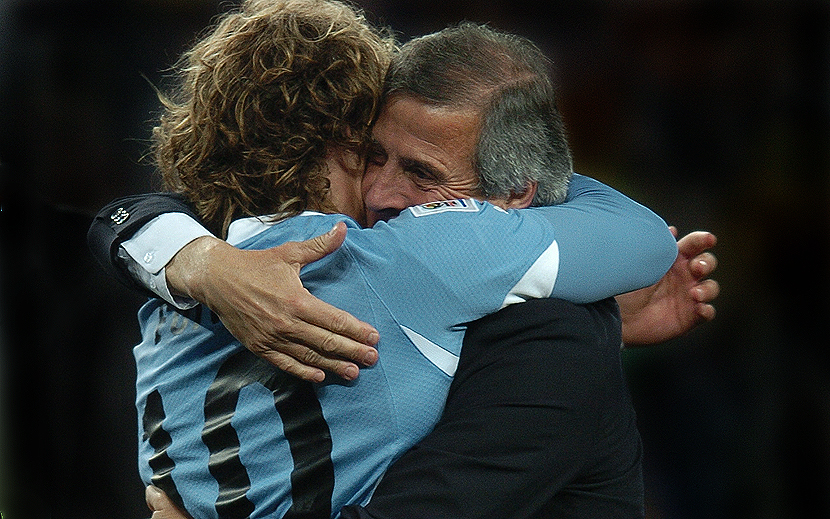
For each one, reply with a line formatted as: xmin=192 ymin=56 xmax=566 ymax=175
xmin=1 ymin=0 xmax=828 ymax=517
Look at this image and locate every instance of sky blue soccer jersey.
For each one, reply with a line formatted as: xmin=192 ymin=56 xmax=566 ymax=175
xmin=134 ymin=174 xmax=677 ymax=518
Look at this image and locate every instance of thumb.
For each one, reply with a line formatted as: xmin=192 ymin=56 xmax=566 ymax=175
xmin=146 ymin=486 xmax=166 ymax=512
xmin=146 ymin=485 xmax=193 ymax=519
xmin=280 ymin=221 xmax=348 ymax=266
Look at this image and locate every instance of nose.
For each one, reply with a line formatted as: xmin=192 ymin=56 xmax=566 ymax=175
xmin=363 ymin=163 xmax=412 ymax=224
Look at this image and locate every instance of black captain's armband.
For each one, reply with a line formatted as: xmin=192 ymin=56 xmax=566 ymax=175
xmin=141 ymin=333 xmax=336 ymax=518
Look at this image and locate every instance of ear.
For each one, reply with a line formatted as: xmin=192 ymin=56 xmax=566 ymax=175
xmin=502 ymin=181 xmax=537 ymax=209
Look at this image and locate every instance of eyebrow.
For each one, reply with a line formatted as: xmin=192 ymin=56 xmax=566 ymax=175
xmin=369 ymin=137 xmax=446 ymax=183
xmin=399 ymin=156 xmax=445 ymax=183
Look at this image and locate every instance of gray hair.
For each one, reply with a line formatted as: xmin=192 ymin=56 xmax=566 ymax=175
xmin=384 ymin=22 xmax=572 ymax=205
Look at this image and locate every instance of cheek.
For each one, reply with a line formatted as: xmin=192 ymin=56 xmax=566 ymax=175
xmin=362 ymin=164 xmax=406 ymax=196
xmin=361 ymin=167 xmax=379 ymax=204
xmin=361 ymin=164 xmax=377 ymax=190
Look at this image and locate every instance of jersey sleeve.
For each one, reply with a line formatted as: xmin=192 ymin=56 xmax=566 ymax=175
xmin=341 ymin=173 xmax=676 ymax=330
xmin=335 ymin=206 xmax=551 ymax=353
xmin=528 ymin=173 xmax=677 ymax=303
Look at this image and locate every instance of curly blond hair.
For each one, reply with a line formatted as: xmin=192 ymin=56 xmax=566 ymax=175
xmin=153 ymin=0 xmax=395 ymax=236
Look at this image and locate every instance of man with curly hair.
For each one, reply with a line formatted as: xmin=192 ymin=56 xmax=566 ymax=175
xmin=150 ymin=0 xmax=392 ymax=236
xmin=89 ymin=1 xmax=717 ymax=518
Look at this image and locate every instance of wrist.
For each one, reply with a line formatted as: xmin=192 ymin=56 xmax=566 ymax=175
xmin=615 ymin=292 xmax=646 ymax=346
xmin=165 ymin=236 xmax=226 ymax=301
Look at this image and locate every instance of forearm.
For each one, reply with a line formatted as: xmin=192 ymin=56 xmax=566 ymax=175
xmin=122 ymin=214 xmax=214 ymax=305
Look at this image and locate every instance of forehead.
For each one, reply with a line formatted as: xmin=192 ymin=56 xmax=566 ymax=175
xmin=372 ymin=94 xmax=480 ymax=179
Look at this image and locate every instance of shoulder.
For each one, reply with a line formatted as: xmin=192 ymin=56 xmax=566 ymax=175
xmin=231 ymin=212 xmax=360 ymax=249
xmin=378 ymin=199 xmax=523 ymax=234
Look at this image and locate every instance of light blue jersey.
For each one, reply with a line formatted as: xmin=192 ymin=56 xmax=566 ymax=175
xmin=134 ymin=174 xmax=676 ymax=518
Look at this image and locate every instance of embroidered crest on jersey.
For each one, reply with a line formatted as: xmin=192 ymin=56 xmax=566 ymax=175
xmin=408 ymin=199 xmax=479 ymax=217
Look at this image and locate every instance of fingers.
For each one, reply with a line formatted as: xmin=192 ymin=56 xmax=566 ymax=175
xmin=212 ymin=222 xmax=380 ymax=382
xmin=252 ymin=328 xmax=378 ymax=382
xmin=237 ymin=294 xmax=380 ymax=382
xmin=693 ymin=278 xmax=720 ymax=303
xmin=691 ymin=278 xmax=719 ymax=322
xmin=146 ymin=486 xmax=164 ymax=512
xmin=254 ymin=339 xmax=373 ymax=383
xmin=696 ymin=302 xmax=717 ymax=322
xmin=282 ymin=221 xmax=349 ymax=266
xmin=690 ymin=251 xmax=718 ymax=278
xmin=146 ymin=486 xmax=192 ymax=519
xmin=228 ymin=313 xmax=378 ymax=382
xmin=296 ymin=296 xmax=380 ymax=348
xmin=283 ymin=307 xmax=379 ymax=380
xmin=254 ymin=348 xmax=330 ymax=383
xmin=674 ymin=229 xmax=718 ymax=282
xmin=676 ymin=230 xmax=717 ymax=257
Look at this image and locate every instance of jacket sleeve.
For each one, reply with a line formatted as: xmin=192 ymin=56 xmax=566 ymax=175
xmin=86 ymin=193 xmax=199 ymax=295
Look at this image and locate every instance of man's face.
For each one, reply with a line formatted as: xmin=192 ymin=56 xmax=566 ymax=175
xmin=362 ymin=94 xmax=483 ymax=226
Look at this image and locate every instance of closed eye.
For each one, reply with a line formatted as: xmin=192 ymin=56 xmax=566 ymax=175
xmin=401 ymin=158 xmax=442 ymax=187
xmin=367 ymin=142 xmax=386 ymax=166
